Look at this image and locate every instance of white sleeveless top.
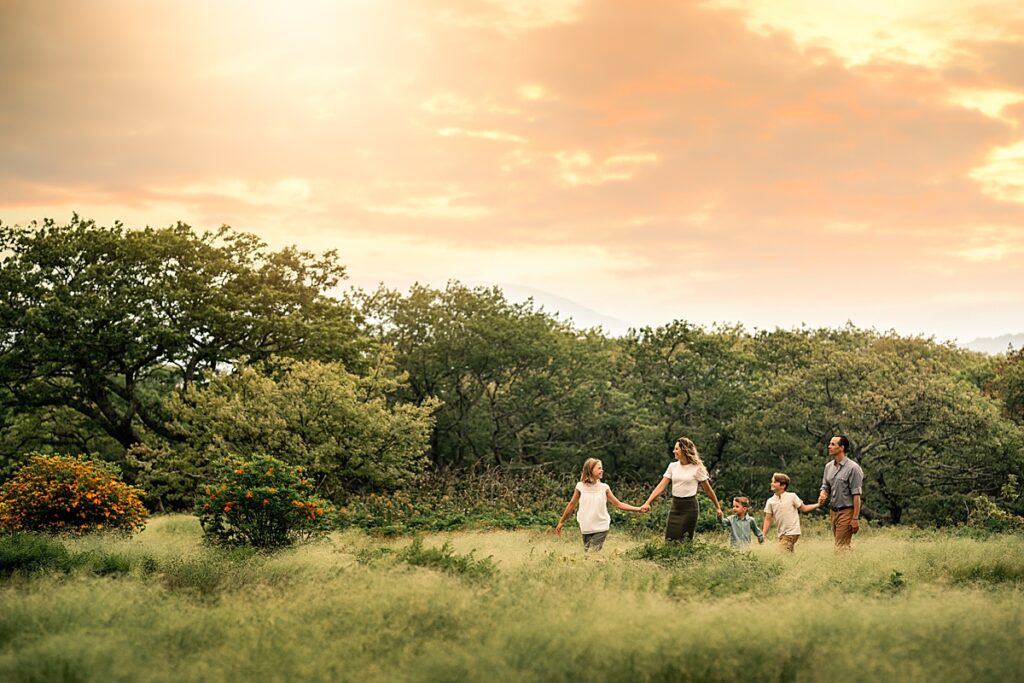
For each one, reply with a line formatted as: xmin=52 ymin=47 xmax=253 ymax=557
xmin=575 ymin=482 xmax=610 ymax=534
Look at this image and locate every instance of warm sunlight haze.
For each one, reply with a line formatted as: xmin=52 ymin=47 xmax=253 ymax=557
xmin=1 ymin=0 xmax=1022 ymax=341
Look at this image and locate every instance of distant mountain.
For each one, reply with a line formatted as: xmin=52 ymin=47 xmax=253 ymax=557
xmin=495 ymin=283 xmax=631 ymax=336
xmin=960 ymin=334 xmax=1024 ymax=355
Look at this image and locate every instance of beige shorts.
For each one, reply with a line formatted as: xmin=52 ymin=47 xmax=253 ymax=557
xmin=778 ymin=534 xmax=799 ymax=552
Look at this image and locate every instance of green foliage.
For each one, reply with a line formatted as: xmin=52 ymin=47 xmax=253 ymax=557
xmin=0 ymin=532 xmax=72 ymax=576
xmin=354 ymin=545 xmax=394 ymax=564
xmin=620 ymin=320 xmax=753 ymax=473
xmin=337 ymin=469 xmax=656 ymax=535
xmin=988 ymin=347 xmax=1024 ymax=425
xmin=195 ymin=455 xmax=335 ymax=549
xmin=0 ymin=533 xmax=156 ymax=578
xmin=399 ymin=537 xmax=496 ymax=582
xmin=0 ymin=454 xmax=148 ymax=534
xmin=0 ymin=216 xmax=366 ymax=458
xmin=966 ymin=494 xmax=1024 ymax=532
xmin=735 ymin=329 xmax=1024 ymax=524
xmin=877 ymin=569 xmax=907 ymax=595
xmin=0 ymin=404 xmax=125 ymax=479
xmin=140 ymin=355 xmax=437 ymax=506
xmin=358 ymin=282 xmax=635 ymax=470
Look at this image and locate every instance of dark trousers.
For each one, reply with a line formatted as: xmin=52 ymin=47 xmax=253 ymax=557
xmin=665 ymin=495 xmax=699 ymax=541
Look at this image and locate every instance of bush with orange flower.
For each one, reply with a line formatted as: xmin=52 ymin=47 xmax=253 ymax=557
xmin=195 ymin=455 xmax=335 ymax=548
xmin=0 ymin=454 xmax=148 ymax=534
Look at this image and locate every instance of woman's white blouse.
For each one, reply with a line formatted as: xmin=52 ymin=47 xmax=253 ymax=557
xmin=662 ymin=462 xmax=709 ymax=498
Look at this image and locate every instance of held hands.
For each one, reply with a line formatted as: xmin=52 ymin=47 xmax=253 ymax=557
xmin=817 ymin=491 xmax=828 ymax=506
xmin=640 ymin=503 xmax=651 ymax=513
xmin=715 ymin=507 xmax=724 ymax=519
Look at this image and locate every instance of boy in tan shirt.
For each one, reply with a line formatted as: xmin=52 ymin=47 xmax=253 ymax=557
xmin=762 ymin=472 xmax=820 ymax=552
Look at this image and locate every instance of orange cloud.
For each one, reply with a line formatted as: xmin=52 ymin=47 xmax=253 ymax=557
xmin=1 ymin=0 xmax=1023 ymax=340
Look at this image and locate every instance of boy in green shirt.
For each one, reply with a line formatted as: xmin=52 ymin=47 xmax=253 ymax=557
xmin=720 ymin=496 xmax=764 ymax=548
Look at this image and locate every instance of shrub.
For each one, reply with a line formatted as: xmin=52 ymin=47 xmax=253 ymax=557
xmin=0 ymin=454 xmax=148 ymax=534
xmin=966 ymin=495 xmax=1024 ymax=533
xmin=195 ymin=455 xmax=335 ymax=549
xmin=399 ymin=537 xmax=496 ymax=582
xmin=338 ymin=469 xmax=647 ymax=535
xmin=0 ymin=532 xmax=72 ymax=576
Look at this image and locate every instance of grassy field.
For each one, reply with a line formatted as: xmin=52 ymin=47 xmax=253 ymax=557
xmin=1 ymin=515 xmax=1023 ymax=682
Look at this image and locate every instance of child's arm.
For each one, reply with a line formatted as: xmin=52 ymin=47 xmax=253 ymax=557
xmin=750 ymin=517 xmax=764 ymax=543
xmin=606 ymin=488 xmax=641 ymax=512
xmin=641 ymin=477 xmax=670 ymax=512
xmin=555 ymin=489 xmax=581 ymax=536
xmin=798 ymin=502 xmax=820 ymax=513
xmin=761 ymin=513 xmax=773 ymax=540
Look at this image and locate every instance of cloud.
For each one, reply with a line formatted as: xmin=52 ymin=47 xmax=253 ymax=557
xmin=1 ymin=0 xmax=1023 ymax=339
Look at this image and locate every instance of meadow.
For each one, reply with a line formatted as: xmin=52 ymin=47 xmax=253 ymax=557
xmin=1 ymin=515 xmax=1023 ymax=683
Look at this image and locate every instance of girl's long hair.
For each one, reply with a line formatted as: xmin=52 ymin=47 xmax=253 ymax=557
xmin=675 ymin=437 xmax=706 ymax=470
xmin=580 ymin=458 xmax=602 ymax=484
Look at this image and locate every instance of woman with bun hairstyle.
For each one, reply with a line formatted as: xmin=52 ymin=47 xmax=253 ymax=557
xmin=640 ymin=436 xmax=723 ymax=541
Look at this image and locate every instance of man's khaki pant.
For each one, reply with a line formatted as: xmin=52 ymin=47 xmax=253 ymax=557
xmin=831 ymin=508 xmax=855 ymax=548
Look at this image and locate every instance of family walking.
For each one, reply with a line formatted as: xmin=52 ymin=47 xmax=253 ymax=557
xmin=555 ymin=434 xmax=864 ymax=552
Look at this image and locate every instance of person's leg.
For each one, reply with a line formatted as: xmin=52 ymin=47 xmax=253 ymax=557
xmin=584 ymin=531 xmax=608 ymax=552
xmin=778 ymin=535 xmax=798 ymax=552
xmin=831 ymin=509 xmax=854 ymax=548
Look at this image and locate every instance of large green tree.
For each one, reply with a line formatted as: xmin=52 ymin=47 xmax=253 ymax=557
xmin=359 ymin=282 xmax=635 ymax=470
xmin=620 ymin=321 xmax=754 ymax=476
xmin=0 ymin=216 xmax=365 ymax=456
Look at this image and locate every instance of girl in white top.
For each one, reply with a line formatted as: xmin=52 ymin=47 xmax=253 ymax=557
xmin=555 ymin=458 xmax=642 ymax=551
xmin=641 ymin=436 xmax=724 ymax=541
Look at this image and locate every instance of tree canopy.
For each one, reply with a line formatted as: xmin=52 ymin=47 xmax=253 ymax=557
xmin=0 ymin=216 xmax=365 ymax=450
xmin=2 ymin=217 xmax=1022 ymax=524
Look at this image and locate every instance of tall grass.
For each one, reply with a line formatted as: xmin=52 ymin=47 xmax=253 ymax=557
xmin=0 ymin=515 xmax=1022 ymax=682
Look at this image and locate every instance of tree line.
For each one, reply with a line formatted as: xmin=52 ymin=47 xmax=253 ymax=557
xmin=2 ymin=217 xmax=1022 ymax=525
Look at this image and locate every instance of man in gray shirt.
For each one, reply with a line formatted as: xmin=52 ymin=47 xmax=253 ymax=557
xmin=817 ymin=435 xmax=864 ymax=548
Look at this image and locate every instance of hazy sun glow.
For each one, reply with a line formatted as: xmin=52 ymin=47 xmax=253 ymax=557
xmin=1 ymin=0 xmax=1022 ymax=341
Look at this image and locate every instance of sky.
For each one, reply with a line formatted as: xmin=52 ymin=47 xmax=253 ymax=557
xmin=1 ymin=0 xmax=1023 ymax=341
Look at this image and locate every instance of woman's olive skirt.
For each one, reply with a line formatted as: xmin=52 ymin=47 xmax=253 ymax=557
xmin=665 ymin=495 xmax=699 ymax=541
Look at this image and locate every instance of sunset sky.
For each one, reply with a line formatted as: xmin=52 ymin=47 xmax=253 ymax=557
xmin=2 ymin=0 xmax=1023 ymax=341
